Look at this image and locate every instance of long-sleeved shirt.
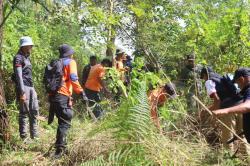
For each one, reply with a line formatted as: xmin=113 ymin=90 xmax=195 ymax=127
xmin=13 ymin=51 xmax=33 ymax=95
xmin=242 ymin=85 xmax=250 ymax=142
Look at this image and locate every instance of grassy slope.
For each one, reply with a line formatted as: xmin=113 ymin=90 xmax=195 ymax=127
xmin=0 ymin=98 xmax=248 ymax=166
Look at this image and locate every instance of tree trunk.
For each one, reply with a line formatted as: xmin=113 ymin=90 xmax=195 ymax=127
xmin=0 ymin=0 xmax=9 ymax=146
xmin=0 ymin=0 xmax=6 ymax=107
xmin=106 ymin=0 xmax=115 ymax=58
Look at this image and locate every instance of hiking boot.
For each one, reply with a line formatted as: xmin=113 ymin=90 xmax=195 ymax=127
xmin=53 ymin=148 xmax=63 ymax=159
xmin=20 ymin=134 xmax=27 ymax=140
xmin=53 ymin=148 xmax=68 ymax=159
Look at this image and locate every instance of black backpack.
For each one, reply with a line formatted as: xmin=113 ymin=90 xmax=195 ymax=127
xmin=221 ymin=74 xmax=239 ymax=96
xmin=43 ymin=59 xmax=64 ymax=94
xmin=210 ymin=73 xmax=239 ymax=100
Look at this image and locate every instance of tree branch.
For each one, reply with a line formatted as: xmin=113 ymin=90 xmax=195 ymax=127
xmin=0 ymin=0 xmax=21 ymax=28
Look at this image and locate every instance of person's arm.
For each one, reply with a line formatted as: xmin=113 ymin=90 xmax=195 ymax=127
xmin=14 ymin=55 xmax=26 ymax=100
xmin=157 ymin=89 xmax=168 ymax=107
xmin=214 ymin=100 xmax=250 ymax=115
xmin=82 ymin=65 xmax=90 ymax=86
xmin=209 ymin=93 xmax=221 ymax=110
xmin=16 ymin=67 xmax=25 ymax=95
xmin=116 ymin=61 xmax=128 ymax=72
xmin=100 ymin=78 xmax=108 ymax=92
xmin=148 ymin=91 xmax=158 ymax=109
xmin=205 ymin=80 xmax=220 ymax=110
xmin=69 ymin=60 xmax=83 ymax=94
xmin=98 ymin=67 xmax=109 ymax=94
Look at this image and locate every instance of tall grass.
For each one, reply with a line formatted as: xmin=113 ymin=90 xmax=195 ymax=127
xmin=0 ymin=82 xmax=247 ymax=166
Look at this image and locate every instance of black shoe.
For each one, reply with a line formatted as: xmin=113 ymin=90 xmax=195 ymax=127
xmin=20 ymin=134 xmax=27 ymax=140
xmin=53 ymin=148 xmax=68 ymax=159
xmin=54 ymin=149 xmax=63 ymax=159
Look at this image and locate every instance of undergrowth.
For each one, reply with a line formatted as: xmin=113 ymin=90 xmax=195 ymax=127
xmin=0 ymin=82 xmax=248 ymax=166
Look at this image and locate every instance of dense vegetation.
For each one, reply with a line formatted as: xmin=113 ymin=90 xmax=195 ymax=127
xmin=0 ymin=0 xmax=250 ymax=165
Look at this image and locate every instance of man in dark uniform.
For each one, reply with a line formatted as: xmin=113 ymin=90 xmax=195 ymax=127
xmin=13 ymin=36 xmax=39 ymax=140
xmin=178 ymin=53 xmax=202 ymax=113
xmin=200 ymin=67 xmax=244 ymax=150
xmin=214 ymin=68 xmax=250 ymax=143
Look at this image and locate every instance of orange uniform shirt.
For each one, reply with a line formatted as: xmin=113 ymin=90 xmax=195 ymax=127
xmin=85 ymin=64 xmax=105 ymax=92
xmin=148 ymin=87 xmax=168 ymax=129
xmin=58 ymin=58 xmax=83 ymax=96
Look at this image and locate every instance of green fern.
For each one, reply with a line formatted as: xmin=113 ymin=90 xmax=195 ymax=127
xmin=80 ymin=81 xmax=210 ymax=165
xmin=80 ymin=155 xmax=106 ymax=166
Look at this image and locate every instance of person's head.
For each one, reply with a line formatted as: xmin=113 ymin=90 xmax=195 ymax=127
xmin=101 ymin=59 xmax=112 ymax=67
xmin=164 ymin=83 xmax=177 ymax=98
xmin=89 ymin=56 xmax=97 ymax=66
xmin=19 ymin=36 xmax=34 ymax=56
xmin=233 ymin=68 xmax=250 ymax=90
xmin=200 ymin=66 xmax=213 ymax=81
xmin=116 ymin=49 xmax=125 ymax=60
xmin=185 ymin=53 xmax=195 ymax=69
xmin=58 ymin=44 xmax=74 ymax=58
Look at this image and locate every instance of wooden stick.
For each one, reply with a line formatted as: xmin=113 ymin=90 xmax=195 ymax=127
xmin=85 ymin=100 xmax=97 ymax=122
xmin=192 ymin=95 xmax=249 ymax=145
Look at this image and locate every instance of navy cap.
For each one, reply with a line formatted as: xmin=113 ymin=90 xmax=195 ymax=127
xmin=233 ymin=68 xmax=250 ymax=82
xmin=59 ymin=44 xmax=74 ymax=58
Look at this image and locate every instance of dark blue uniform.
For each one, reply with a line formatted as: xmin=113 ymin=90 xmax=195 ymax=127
xmin=242 ymin=85 xmax=250 ymax=142
xmin=13 ymin=51 xmax=39 ymax=139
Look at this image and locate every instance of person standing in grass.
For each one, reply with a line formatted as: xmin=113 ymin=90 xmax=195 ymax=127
xmin=84 ymin=59 xmax=112 ymax=118
xmin=82 ymin=55 xmax=97 ymax=88
xmin=115 ymin=49 xmax=129 ymax=82
xmin=178 ymin=54 xmax=202 ymax=113
xmin=113 ymin=49 xmax=129 ymax=101
xmin=200 ymin=67 xmax=247 ymax=152
xmin=13 ymin=36 xmax=39 ymax=140
xmin=48 ymin=44 xmax=86 ymax=158
xmin=214 ymin=68 xmax=250 ymax=145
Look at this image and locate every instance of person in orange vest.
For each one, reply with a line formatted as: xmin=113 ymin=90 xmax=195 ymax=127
xmin=81 ymin=56 xmax=97 ymax=88
xmin=84 ymin=59 xmax=112 ymax=118
xmin=148 ymin=83 xmax=176 ymax=132
xmin=49 ymin=44 xmax=85 ymax=158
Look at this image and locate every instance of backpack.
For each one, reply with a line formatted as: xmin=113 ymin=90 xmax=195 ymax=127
xmin=210 ymin=73 xmax=239 ymax=100
xmin=221 ymin=74 xmax=239 ymax=96
xmin=43 ymin=59 xmax=64 ymax=94
xmin=82 ymin=64 xmax=91 ymax=85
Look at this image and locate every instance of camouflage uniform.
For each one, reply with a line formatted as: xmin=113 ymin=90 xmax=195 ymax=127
xmin=178 ymin=55 xmax=202 ymax=113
